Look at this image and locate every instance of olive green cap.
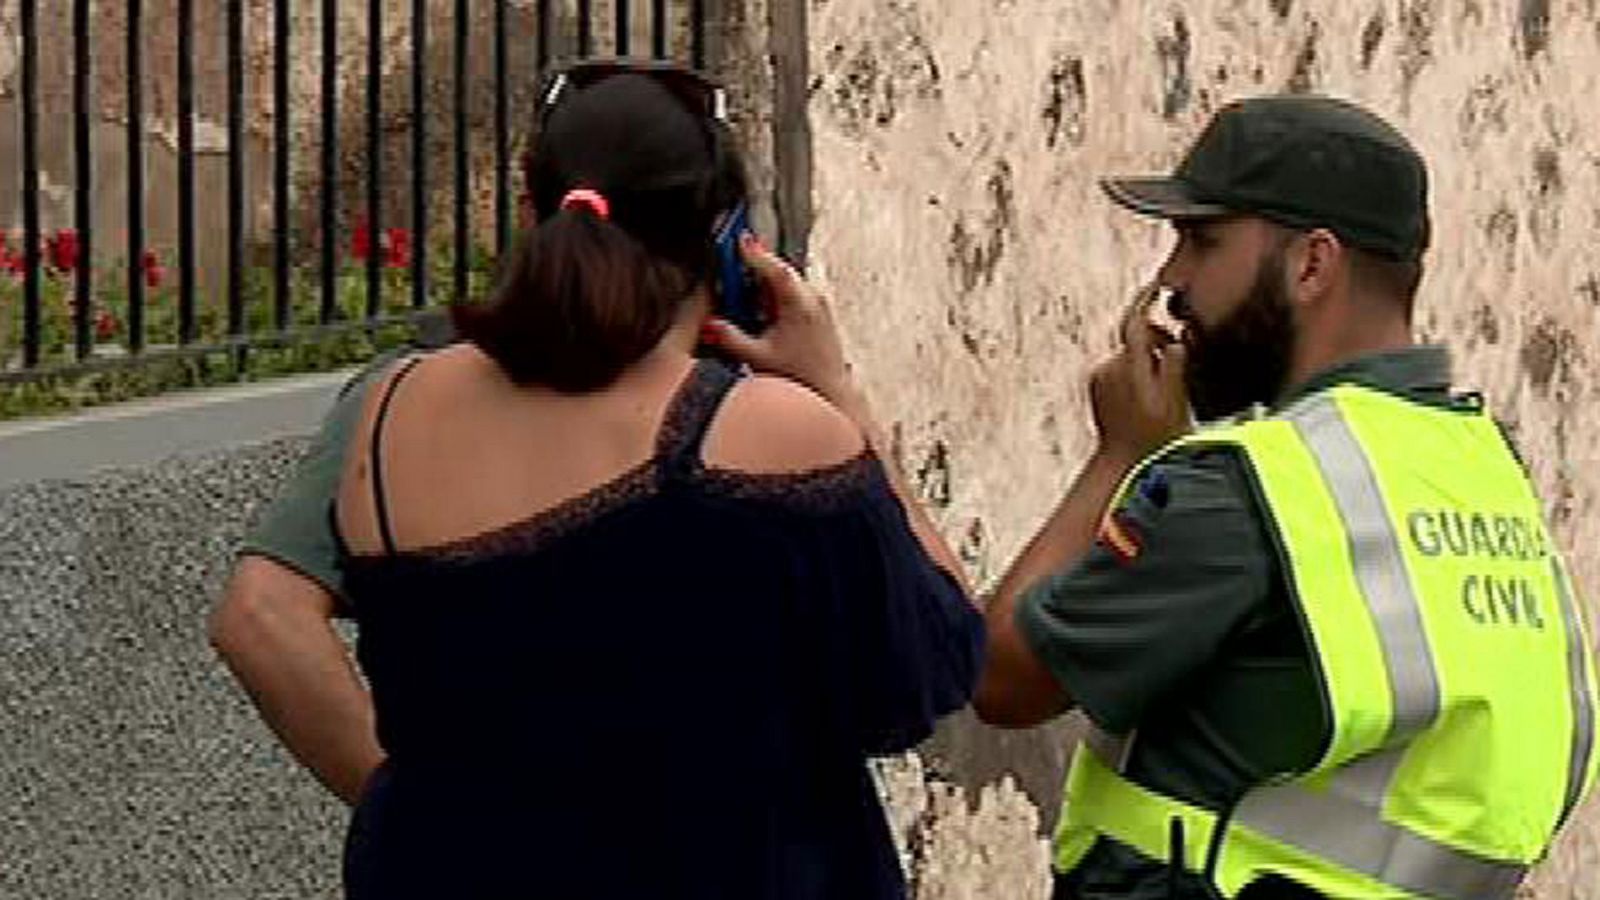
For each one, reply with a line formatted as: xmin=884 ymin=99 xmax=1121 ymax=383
xmin=1102 ymin=94 xmax=1431 ymax=261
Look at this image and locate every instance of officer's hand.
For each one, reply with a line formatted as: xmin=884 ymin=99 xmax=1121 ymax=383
xmin=702 ymin=236 xmax=855 ymax=406
xmin=1090 ymin=284 xmax=1191 ymax=462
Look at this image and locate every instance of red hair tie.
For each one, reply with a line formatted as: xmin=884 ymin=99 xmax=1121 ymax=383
xmin=559 ymin=188 xmax=611 ymax=220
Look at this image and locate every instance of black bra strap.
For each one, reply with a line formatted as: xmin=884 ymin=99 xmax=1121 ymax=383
xmin=371 ymin=356 xmax=426 ymax=555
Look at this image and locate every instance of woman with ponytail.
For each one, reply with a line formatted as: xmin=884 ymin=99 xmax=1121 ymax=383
xmin=329 ymin=62 xmax=982 ymax=899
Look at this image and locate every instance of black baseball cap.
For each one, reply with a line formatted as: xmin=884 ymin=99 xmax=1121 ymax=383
xmin=1102 ymin=94 xmax=1431 ymax=261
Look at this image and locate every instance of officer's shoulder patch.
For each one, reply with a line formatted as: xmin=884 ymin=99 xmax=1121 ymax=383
xmin=1096 ymin=510 xmax=1144 ymax=565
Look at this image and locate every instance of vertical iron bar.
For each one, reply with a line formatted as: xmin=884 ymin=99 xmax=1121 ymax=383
xmin=494 ymin=0 xmax=509 ymax=257
xmin=651 ymin=0 xmax=666 ymax=58
xmin=72 ymin=0 xmax=92 ymax=360
xmin=770 ymin=0 xmax=812 ymax=270
xmin=20 ymin=0 xmax=40 ymax=368
xmin=127 ymin=0 xmax=146 ymax=353
xmin=321 ymin=0 xmax=338 ymax=323
xmin=411 ymin=0 xmax=428 ymax=309
xmin=615 ymin=0 xmax=630 ymax=55
xmin=578 ymin=0 xmax=592 ymax=56
xmin=228 ymin=0 xmax=246 ymax=358
xmin=178 ymin=0 xmax=196 ymax=344
xmin=367 ymin=0 xmax=382 ymax=318
xmin=536 ymin=0 xmax=550 ymax=71
xmin=454 ymin=0 xmax=469 ymax=303
xmin=690 ymin=0 xmax=705 ymax=69
xmin=274 ymin=0 xmax=292 ymax=330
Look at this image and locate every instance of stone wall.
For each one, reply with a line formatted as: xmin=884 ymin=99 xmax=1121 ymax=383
xmin=806 ymin=0 xmax=1600 ymax=896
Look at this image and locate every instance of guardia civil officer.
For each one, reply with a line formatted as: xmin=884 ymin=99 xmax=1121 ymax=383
xmin=965 ymin=94 xmax=1599 ymax=899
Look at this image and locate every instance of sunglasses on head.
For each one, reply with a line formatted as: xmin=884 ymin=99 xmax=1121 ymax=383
xmin=537 ymin=57 xmax=729 ymax=130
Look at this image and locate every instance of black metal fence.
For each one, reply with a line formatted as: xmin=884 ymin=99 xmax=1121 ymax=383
xmin=2 ymin=0 xmax=709 ymax=389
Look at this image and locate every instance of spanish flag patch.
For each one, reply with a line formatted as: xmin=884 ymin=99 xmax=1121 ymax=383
xmin=1097 ymin=511 xmax=1144 ymax=564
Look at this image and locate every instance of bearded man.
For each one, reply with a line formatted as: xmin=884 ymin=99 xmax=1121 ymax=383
xmin=974 ymin=95 xmax=1597 ymax=900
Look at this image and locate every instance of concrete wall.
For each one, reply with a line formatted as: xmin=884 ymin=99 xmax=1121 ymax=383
xmin=806 ymin=0 xmax=1600 ymax=897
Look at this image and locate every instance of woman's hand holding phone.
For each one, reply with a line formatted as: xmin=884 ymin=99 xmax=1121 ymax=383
xmin=706 ymin=238 xmax=975 ymax=598
xmin=701 ymin=236 xmax=861 ymax=416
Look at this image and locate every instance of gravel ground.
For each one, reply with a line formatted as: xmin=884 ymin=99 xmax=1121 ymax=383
xmin=0 ymin=437 xmax=351 ymax=899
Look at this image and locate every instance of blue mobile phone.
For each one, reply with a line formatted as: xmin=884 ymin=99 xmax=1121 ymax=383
xmin=712 ymin=203 xmax=766 ymax=335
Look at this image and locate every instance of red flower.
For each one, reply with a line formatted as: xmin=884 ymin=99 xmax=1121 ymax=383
xmin=46 ymin=229 xmax=81 ymax=275
xmin=94 ymin=306 xmax=119 ymax=341
xmin=383 ymin=227 xmax=412 ymax=269
xmin=0 ymin=245 xmax=24 ymax=279
xmin=352 ymin=219 xmax=373 ymax=261
xmin=0 ymin=235 xmax=23 ymax=279
xmin=141 ymin=249 xmax=165 ymax=289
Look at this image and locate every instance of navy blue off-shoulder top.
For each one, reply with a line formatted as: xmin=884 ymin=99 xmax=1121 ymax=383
xmin=338 ymin=358 xmax=984 ymax=899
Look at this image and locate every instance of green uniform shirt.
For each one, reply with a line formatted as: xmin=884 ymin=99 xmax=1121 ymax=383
xmin=236 ymin=356 xmax=396 ymax=610
xmin=1018 ymin=346 xmax=1464 ymax=899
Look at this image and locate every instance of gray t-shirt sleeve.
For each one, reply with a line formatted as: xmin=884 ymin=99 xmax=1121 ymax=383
xmin=1015 ymin=447 xmax=1277 ymax=735
xmin=237 ymin=358 xmax=394 ymax=607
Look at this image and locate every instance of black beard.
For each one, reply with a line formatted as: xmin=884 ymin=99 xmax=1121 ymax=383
xmin=1179 ymin=252 xmax=1297 ymax=423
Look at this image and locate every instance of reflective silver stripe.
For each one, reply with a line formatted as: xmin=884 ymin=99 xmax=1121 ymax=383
xmin=1234 ymin=757 xmax=1527 ymax=900
xmin=1287 ymin=397 xmax=1440 ymax=742
xmin=1322 ymin=748 xmax=1406 ymax=822
xmin=1552 ymin=559 xmax=1597 ymax=831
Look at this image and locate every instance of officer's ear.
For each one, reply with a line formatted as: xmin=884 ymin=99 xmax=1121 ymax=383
xmin=1288 ymin=227 xmax=1345 ymax=308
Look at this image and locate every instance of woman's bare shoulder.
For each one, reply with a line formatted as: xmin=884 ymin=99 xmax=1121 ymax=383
xmin=701 ymin=374 xmax=867 ymax=474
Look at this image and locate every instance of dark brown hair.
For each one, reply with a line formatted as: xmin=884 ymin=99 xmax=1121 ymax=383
xmin=452 ymin=72 xmax=747 ymax=392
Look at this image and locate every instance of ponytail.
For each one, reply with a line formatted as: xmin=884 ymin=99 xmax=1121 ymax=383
xmin=451 ymin=201 xmax=699 ymax=393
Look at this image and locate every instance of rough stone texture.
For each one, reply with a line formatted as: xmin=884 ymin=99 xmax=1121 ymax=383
xmin=808 ymin=1 xmax=1600 ymax=897
xmin=0 ymin=436 xmax=355 ymax=899
xmin=874 ymin=754 xmax=1052 ymax=900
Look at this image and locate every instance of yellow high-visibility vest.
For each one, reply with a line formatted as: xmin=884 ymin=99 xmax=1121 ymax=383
xmin=1053 ymin=384 xmax=1598 ymax=899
